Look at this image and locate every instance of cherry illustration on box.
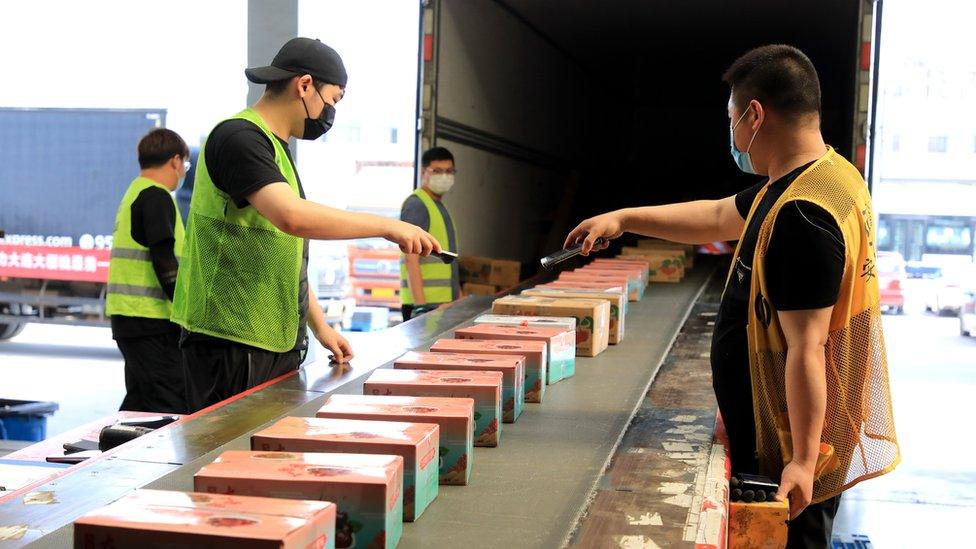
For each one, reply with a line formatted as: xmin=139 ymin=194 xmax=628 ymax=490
xmin=193 ymin=451 xmax=401 ymax=549
xmin=73 ymin=489 xmax=336 ymax=549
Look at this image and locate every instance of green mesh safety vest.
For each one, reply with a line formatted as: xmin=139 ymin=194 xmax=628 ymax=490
xmin=105 ymin=177 xmax=185 ymax=320
xmin=400 ymin=188 xmax=455 ymax=305
xmin=171 ymin=109 xmax=304 ymax=352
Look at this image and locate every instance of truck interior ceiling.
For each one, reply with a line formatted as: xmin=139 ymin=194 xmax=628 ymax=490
xmin=437 ymin=0 xmax=861 ymax=266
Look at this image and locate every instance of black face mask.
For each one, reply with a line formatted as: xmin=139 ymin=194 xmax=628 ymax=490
xmin=300 ymin=87 xmax=335 ymax=140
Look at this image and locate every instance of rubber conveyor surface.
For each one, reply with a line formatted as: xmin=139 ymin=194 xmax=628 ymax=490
xmin=9 ymin=265 xmax=711 ymax=549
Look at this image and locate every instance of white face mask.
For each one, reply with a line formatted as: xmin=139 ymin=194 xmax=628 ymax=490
xmin=428 ymin=173 xmax=455 ymax=195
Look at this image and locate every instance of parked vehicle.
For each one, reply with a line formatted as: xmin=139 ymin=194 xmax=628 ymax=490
xmin=878 ymin=251 xmax=907 ymax=315
xmin=0 ymin=108 xmax=167 ymax=339
xmin=905 ymin=262 xmax=943 ymax=280
xmin=960 ymin=289 xmax=976 ymax=337
xmin=925 ymin=264 xmax=976 ymax=316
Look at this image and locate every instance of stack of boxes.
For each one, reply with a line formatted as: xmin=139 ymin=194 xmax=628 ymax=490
xmin=73 ymin=241 xmax=695 ymax=548
xmin=618 ymin=239 xmax=695 ymax=283
xmin=459 ymin=256 xmax=522 ymax=295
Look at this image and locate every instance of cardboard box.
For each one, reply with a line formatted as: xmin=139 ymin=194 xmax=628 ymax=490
xmin=429 ymin=338 xmax=547 ymax=402
xmin=572 ymin=267 xmax=645 ymax=299
xmin=491 ymin=295 xmax=610 ymax=357
xmin=584 ymin=262 xmax=650 ymax=288
xmin=194 ymin=451 xmax=400 ymax=549
xmin=579 ymin=262 xmax=649 ymax=288
xmin=591 ymin=257 xmax=651 ymax=269
xmin=537 ymin=282 xmax=625 ymax=293
xmin=363 ymin=369 xmax=503 ymax=448
xmin=636 ymin=239 xmax=696 ymax=268
xmin=251 ymin=417 xmax=439 ymax=522
xmin=473 ymin=314 xmax=577 ymax=333
xmin=590 ymin=258 xmax=654 ymax=281
xmin=394 ymin=351 xmax=525 ymax=423
xmin=462 ymin=282 xmax=501 ymax=296
xmin=459 ymin=256 xmax=521 ymax=287
xmin=619 ymin=248 xmax=685 ymax=282
xmin=454 ymin=324 xmax=576 ymax=384
xmin=316 ymin=395 xmax=474 ymax=486
xmin=74 ymin=489 xmax=336 ymax=549
xmin=522 ymin=287 xmax=626 ymax=345
xmin=729 ymin=500 xmax=789 ymax=548
xmin=558 ymin=271 xmax=642 ymax=301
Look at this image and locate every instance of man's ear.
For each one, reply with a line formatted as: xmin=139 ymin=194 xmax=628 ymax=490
xmin=750 ymin=99 xmax=766 ymax=129
xmin=296 ymin=74 xmax=314 ymax=97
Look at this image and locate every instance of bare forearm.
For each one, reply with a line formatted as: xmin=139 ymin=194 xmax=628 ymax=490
xmin=784 ymin=344 xmax=828 ymax=465
xmin=287 ymin=200 xmax=392 ymax=240
xmin=619 ymin=200 xmax=738 ymax=244
xmin=306 ymin=286 xmax=329 ymax=339
xmin=405 ymin=255 xmax=426 ymax=304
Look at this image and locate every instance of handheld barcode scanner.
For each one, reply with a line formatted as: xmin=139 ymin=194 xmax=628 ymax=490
xmin=435 ymin=250 xmax=458 ymax=264
xmin=540 ymin=237 xmax=605 ymax=269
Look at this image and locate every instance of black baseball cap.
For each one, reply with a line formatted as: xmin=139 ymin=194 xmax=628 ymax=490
xmin=245 ymin=37 xmax=348 ymax=88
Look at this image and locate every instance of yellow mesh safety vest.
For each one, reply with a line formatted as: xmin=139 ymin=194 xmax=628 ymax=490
xmin=171 ymin=109 xmax=304 ymax=352
xmin=399 ymin=188 xmax=456 ymax=305
xmin=728 ymin=147 xmax=900 ymax=503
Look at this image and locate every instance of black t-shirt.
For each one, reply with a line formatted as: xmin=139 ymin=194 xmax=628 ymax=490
xmin=710 ymin=161 xmax=846 ymax=473
xmin=111 ymin=186 xmax=181 ymax=340
xmin=181 ymin=119 xmax=310 ymax=352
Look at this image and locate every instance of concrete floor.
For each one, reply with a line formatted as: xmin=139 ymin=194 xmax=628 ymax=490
xmin=832 ymin=312 xmax=976 ymax=548
xmin=0 ymin=324 xmax=124 ymax=439
xmin=0 ymin=323 xmax=339 ymax=442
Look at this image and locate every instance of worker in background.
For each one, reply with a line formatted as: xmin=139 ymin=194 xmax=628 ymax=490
xmin=565 ymin=45 xmax=898 ymax=548
xmin=400 ymin=147 xmax=461 ymax=320
xmin=106 ymin=128 xmax=189 ymax=414
xmin=172 ymin=37 xmax=442 ymax=412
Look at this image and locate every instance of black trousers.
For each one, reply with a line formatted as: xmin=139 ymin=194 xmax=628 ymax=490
xmin=116 ymin=331 xmax=187 ymax=414
xmin=181 ymin=340 xmax=302 ymax=413
xmin=787 ymin=493 xmax=843 ymax=549
xmin=401 ymin=304 xmax=441 ymax=321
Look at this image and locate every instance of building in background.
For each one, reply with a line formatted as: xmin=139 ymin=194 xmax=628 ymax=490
xmin=873 ymin=0 xmax=976 ymax=267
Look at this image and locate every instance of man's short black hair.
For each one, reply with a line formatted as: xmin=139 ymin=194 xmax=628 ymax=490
xmin=265 ymin=76 xmax=332 ymax=97
xmin=421 ymin=147 xmax=455 ymax=168
xmin=138 ymin=128 xmax=189 ymax=169
xmin=723 ymin=44 xmax=821 ymax=120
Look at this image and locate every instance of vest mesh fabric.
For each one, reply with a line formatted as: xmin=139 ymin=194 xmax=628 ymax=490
xmin=728 ymin=147 xmax=899 ymax=503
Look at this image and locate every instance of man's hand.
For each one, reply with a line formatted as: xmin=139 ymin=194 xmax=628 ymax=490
xmin=386 ymin=220 xmax=442 ymax=256
xmin=316 ymin=324 xmax=354 ymax=364
xmin=776 ymin=460 xmax=816 ymax=520
xmin=564 ymin=210 xmax=626 ymax=255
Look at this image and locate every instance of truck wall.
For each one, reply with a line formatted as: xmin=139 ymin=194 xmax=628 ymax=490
xmin=0 ymin=108 xmax=166 ymax=284
xmin=434 ymin=0 xmax=586 ymax=266
xmin=0 ymin=108 xmax=167 ymax=327
xmin=432 ymin=0 xmax=863 ymax=267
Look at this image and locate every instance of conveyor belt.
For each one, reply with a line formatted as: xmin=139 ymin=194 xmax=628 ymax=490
xmin=1 ymin=262 xmax=714 ymax=548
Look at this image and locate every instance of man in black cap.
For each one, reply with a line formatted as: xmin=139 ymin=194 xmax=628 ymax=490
xmin=172 ymin=38 xmax=443 ymax=412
